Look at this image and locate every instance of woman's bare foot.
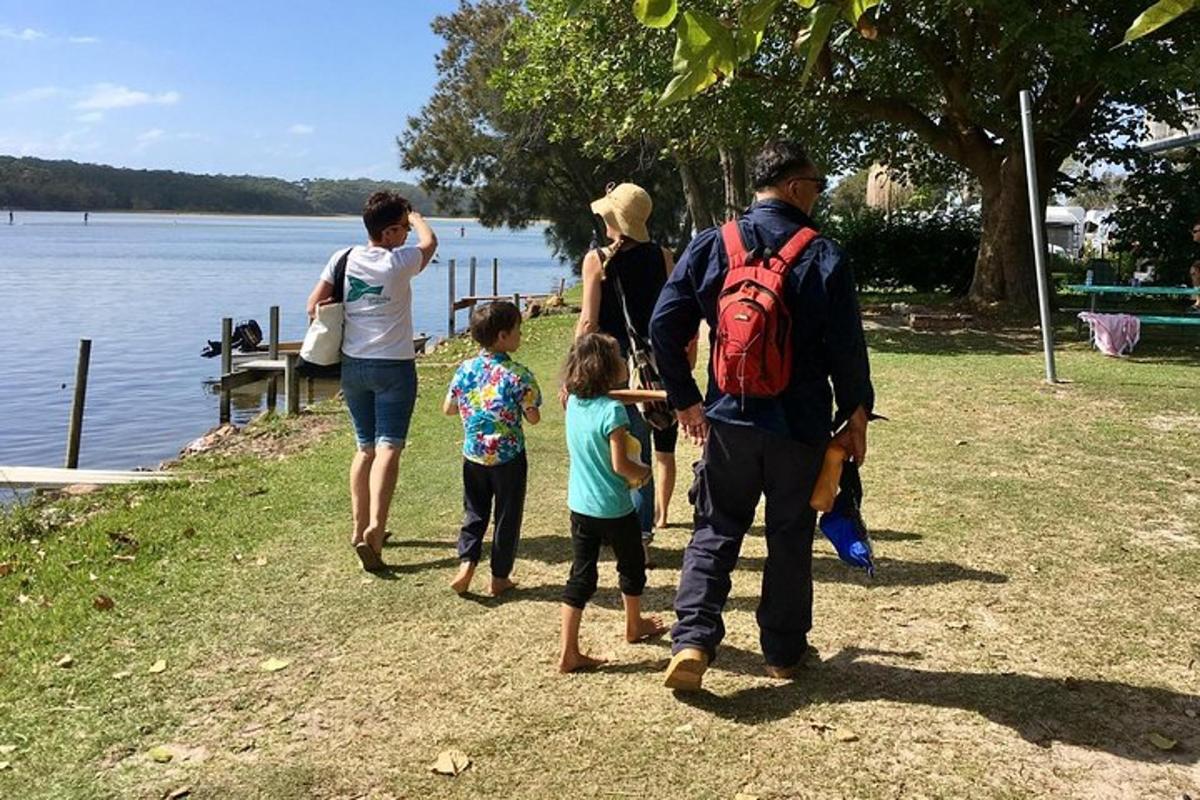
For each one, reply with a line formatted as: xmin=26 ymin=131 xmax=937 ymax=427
xmin=362 ymin=525 xmax=385 ymax=555
xmin=450 ymin=562 xmax=476 ymax=594
xmin=490 ymin=577 xmax=517 ymax=597
xmin=558 ymin=651 xmax=607 ymax=673
xmin=626 ymin=614 xmax=668 ymax=643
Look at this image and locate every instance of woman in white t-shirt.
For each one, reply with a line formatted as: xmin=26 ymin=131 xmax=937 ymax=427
xmin=306 ymin=191 xmax=438 ymax=571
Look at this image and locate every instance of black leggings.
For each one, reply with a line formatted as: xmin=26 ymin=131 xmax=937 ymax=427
xmin=562 ymin=511 xmax=646 ymax=609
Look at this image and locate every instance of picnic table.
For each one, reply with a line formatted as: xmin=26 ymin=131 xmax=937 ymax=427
xmin=1065 ymin=284 xmax=1200 ymax=327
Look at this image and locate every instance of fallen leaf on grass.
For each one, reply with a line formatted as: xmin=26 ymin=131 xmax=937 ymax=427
xmin=260 ymin=657 xmax=290 ymax=673
xmin=430 ymin=749 xmax=471 ymax=776
xmin=0 ymin=745 xmax=15 ymax=754
xmin=734 ymin=794 xmax=759 ymax=800
xmin=148 ymin=659 xmax=168 ymax=674
xmin=88 ymin=572 xmax=99 ymax=582
xmin=148 ymin=745 xmax=173 ymax=763
xmin=835 ymin=730 xmax=860 ymax=743
xmin=165 ymin=787 xmax=191 ymax=799
xmin=56 ymin=654 xmax=74 ymax=668
xmin=254 ymin=557 xmax=267 ymax=567
xmin=0 ymin=562 xmax=12 ymax=577
xmin=113 ymin=555 xmax=136 ymax=563
xmin=1148 ymin=732 xmax=1178 ymax=751
xmin=112 ymin=670 xmax=132 ymax=680
xmin=1185 ymin=708 xmax=1197 ymax=719
xmin=16 ymin=593 xmax=31 ymax=605
xmin=93 ymin=595 xmax=115 ymax=611
xmin=0 ymin=761 xmax=10 ymax=771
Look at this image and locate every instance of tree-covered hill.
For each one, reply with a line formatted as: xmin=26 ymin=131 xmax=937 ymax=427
xmin=0 ymin=156 xmax=465 ymax=216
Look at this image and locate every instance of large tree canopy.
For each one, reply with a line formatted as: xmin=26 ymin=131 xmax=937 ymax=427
xmin=544 ymin=0 xmax=1200 ymax=308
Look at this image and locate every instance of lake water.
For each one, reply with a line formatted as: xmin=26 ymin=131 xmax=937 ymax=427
xmin=0 ymin=212 xmax=570 ymax=473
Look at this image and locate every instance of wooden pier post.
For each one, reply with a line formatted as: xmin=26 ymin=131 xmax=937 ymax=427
xmin=266 ymin=305 xmax=279 ymax=412
xmin=469 ymin=256 xmax=477 ymax=298
xmin=513 ymin=292 xmax=521 ymax=313
xmin=219 ymin=318 xmax=232 ymax=425
xmin=558 ymin=277 xmax=566 ymax=297
xmin=285 ymin=353 xmax=301 ymax=415
xmin=64 ymin=338 xmax=92 ymax=469
xmin=492 ymin=258 xmax=499 ymax=296
xmin=448 ymin=258 xmax=457 ymax=337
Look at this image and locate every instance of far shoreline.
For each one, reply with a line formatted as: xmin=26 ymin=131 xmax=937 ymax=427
xmin=3 ymin=210 xmax=553 ymax=225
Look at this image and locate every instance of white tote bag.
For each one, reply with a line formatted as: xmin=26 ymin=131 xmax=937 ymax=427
xmin=300 ymin=248 xmax=352 ymax=366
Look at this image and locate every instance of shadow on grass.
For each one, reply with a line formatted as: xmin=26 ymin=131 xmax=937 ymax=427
xmin=515 ymin=532 xmax=1004 ymax=589
xmin=678 ymin=646 xmax=1200 ymax=764
xmin=370 ymin=556 xmax=460 ymax=577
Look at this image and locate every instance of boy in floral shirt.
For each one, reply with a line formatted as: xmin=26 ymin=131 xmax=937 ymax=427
xmin=443 ymin=301 xmax=542 ymax=596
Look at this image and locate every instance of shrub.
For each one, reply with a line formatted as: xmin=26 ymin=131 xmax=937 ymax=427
xmin=818 ymin=208 xmax=980 ymax=294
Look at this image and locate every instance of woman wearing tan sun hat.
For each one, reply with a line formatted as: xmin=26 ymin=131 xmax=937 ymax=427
xmin=575 ymin=182 xmax=695 ymax=565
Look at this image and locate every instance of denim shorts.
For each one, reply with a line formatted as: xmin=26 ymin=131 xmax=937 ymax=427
xmin=340 ymin=355 xmax=418 ymax=449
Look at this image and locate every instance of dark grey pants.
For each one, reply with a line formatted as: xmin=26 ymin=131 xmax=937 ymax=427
xmin=672 ymin=420 xmax=824 ymax=667
xmin=458 ymin=452 xmax=527 ymax=578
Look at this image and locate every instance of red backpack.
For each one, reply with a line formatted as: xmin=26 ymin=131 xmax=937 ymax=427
xmin=714 ymin=220 xmax=818 ymax=399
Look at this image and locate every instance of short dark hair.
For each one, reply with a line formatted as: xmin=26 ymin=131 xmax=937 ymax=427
xmin=563 ymin=333 xmax=624 ymax=399
xmin=751 ymin=140 xmax=816 ymax=189
xmin=362 ymin=191 xmax=412 ymax=240
xmin=469 ymin=301 xmax=522 ymax=347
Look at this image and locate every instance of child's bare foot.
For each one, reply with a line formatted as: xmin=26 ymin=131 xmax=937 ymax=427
xmin=558 ymin=651 xmax=607 ymax=673
xmin=450 ymin=562 xmax=476 ymax=594
xmin=490 ymin=577 xmax=517 ymax=597
xmin=626 ymin=614 xmax=668 ymax=643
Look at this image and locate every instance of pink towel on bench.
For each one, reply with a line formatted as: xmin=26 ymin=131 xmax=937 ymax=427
xmin=1078 ymin=312 xmax=1140 ymax=357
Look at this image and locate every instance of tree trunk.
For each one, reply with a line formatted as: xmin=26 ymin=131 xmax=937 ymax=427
xmin=967 ymin=151 xmax=1044 ymax=311
xmin=718 ymin=144 xmax=747 ymax=221
xmin=675 ymin=155 xmax=716 ymax=233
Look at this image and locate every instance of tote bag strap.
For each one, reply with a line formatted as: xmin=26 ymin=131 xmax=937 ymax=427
xmin=331 ymin=247 xmax=353 ymax=303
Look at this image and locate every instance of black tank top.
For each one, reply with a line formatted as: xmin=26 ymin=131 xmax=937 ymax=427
xmin=596 ymin=241 xmax=667 ymax=357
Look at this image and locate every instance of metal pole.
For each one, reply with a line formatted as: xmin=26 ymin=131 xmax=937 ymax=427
xmin=220 ymin=317 xmax=232 ymax=424
xmin=1019 ymin=89 xmax=1058 ymax=384
xmin=266 ymin=305 xmax=279 ymax=412
xmin=448 ymin=258 xmax=457 ymax=336
xmin=64 ymin=338 xmax=92 ymax=468
xmin=492 ymin=258 xmax=499 ymax=296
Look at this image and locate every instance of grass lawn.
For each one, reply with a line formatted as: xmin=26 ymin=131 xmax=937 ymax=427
xmin=2 ymin=307 xmax=1199 ymax=799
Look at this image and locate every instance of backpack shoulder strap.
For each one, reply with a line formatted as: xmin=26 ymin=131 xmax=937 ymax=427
xmin=720 ymin=220 xmax=751 ymax=270
xmin=331 ymin=247 xmax=353 ymax=303
xmin=767 ymin=227 xmax=819 ymax=274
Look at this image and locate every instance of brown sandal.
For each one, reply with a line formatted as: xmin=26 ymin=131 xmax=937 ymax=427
xmin=354 ymin=541 xmax=386 ymax=572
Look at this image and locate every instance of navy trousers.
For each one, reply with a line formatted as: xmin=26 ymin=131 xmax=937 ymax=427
xmin=458 ymin=452 xmax=527 ymax=578
xmin=671 ymin=420 xmax=824 ymax=667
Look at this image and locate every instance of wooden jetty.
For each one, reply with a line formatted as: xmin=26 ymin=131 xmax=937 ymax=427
xmin=0 ymin=466 xmax=176 ymax=490
xmin=447 ymin=256 xmax=566 ymax=336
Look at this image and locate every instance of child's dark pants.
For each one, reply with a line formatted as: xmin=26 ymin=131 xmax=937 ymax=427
xmin=458 ymin=451 xmax=527 ymax=578
xmin=562 ymin=511 xmax=646 ymax=609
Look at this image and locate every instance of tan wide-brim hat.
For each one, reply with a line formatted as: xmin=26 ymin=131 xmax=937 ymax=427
xmin=591 ymin=182 xmax=652 ymax=243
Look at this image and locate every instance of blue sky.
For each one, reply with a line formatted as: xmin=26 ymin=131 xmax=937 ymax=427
xmin=0 ymin=0 xmax=462 ymax=180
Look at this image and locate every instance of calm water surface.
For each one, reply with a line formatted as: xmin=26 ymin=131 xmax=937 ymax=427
xmin=0 ymin=212 xmax=569 ymax=472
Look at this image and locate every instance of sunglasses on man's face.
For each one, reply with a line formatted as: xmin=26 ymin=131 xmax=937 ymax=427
xmin=1193 ymin=226 xmax=1200 ymax=234
xmin=794 ymin=176 xmax=829 ymax=193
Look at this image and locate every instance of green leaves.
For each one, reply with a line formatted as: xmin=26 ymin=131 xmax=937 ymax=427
xmin=633 ymin=0 xmax=678 ymax=29
xmin=796 ymin=3 xmax=841 ymax=84
xmin=565 ymin=0 xmax=588 ymax=16
xmin=1121 ymin=0 xmax=1196 ymax=44
xmin=659 ymin=10 xmax=737 ymax=105
xmin=737 ymin=0 xmax=783 ymax=60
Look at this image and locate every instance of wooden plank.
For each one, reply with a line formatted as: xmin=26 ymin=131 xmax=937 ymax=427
xmin=266 ymin=305 xmax=280 ymax=411
xmin=237 ymin=359 xmax=287 ymax=372
xmin=219 ymin=318 xmax=232 ymax=424
xmin=608 ymin=389 xmax=668 ymax=403
xmin=222 ymin=371 xmax=262 ymax=391
xmin=285 ymin=353 xmax=301 ymax=415
xmin=0 ymin=466 xmax=176 ymax=490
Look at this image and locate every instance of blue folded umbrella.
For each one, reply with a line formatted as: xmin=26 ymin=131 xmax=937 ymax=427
xmin=818 ymin=460 xmax=875 ymax=577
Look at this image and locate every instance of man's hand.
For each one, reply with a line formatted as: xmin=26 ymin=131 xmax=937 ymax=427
xmin=676 ymin=403 xmax=709 ymax=447
xmin=833 ymin=406 xmax=869 ymax=464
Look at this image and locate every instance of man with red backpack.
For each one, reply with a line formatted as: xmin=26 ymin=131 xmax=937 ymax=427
xmin=649 ymin=140 xmax=874 ymax=691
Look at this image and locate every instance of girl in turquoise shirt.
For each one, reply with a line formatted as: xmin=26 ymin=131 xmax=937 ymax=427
xmin=559 ymin=333 xmax=667 ymax=673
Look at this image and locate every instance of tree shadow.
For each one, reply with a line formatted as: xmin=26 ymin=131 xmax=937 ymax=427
xmin=677 ymin=646 xmax=1200 ymax=764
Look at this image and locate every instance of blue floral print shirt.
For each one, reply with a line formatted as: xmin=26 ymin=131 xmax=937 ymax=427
xmin=448 ymin=351 xmax=542 ymax=465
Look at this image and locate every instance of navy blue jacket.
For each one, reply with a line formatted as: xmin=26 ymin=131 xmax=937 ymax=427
xmin=649 ymin=199 xmax=874 ymax=445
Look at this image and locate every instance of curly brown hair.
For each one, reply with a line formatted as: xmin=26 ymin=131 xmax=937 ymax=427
xmin=563 ymin=333 xmax=624 ymax=399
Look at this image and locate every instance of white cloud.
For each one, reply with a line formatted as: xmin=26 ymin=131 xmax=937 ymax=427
xmin=288 ymin=123 xmax=315 ymax=136
xmin=75 ymin=83 xmax=180 ymax=111
xmin=0 ymin=27 xmax=45 ymax=41
xmin=68 ymin=36 xmax=100 ymax=44
xmin=76 ymin=111 xmax=104 ymax=123
xmin=137 ymin=128 xmax=165 ymax=144
xmin=5 ymin=86 xmax=62 ymax=102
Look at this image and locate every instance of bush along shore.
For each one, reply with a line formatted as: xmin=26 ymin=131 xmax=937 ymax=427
xmin=2 ymin=304 xmax=1199 ymax=799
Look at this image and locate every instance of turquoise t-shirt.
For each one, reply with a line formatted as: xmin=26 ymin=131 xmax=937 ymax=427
xmin=566 ymin=395 xmax=634 ymax=519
